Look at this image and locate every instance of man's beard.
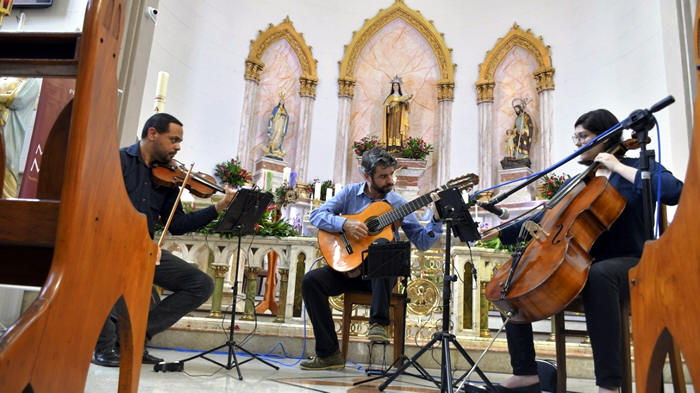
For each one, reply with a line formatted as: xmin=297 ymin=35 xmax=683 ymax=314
xmin=370 ymin=179 xmax=393 ymax=195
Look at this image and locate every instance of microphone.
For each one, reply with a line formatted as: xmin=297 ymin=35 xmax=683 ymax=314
xmin=477 ymin=202 xmax=510 ymax=219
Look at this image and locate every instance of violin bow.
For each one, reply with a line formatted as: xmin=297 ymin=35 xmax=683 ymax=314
xmin=158 ymin=163 xmax=195 ymax=248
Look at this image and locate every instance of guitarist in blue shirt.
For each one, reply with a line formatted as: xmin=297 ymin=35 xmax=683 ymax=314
xmin=301 ymin=147 xmax=443 ymax=370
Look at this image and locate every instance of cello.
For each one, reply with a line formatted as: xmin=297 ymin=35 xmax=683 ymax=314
xmin=484 ymin=139 xmax=642 ymax=322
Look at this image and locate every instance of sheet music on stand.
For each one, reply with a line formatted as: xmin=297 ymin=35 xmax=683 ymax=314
xmin=213 ymin=188 xmax=273 ymax=234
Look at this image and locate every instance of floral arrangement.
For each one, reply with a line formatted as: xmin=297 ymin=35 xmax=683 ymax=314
xmin=539 ymin=173 xmax=571 ymax=199
xmin=214 ymin=158 xmax=252 ymax=187
xmin=273 ymin=183 xmax=297 ymax=207
xmin=352 ymin=135 xmax=381 ymax=158
xmin=400 ymin=136 xmax=433 ymax=160
xmin=254 ymin=205 xmax=299 ymax=237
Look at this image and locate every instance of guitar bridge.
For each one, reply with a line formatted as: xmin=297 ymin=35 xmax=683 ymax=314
xmin=521 ymin=220 xmax=549 ymax=241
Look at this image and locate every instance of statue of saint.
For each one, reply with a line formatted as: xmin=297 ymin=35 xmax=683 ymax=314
xmin=1 ymin=77 xmax=41 ymax=198
xmin=501 ymin=97 xmax=534 ymax=169
xmin=263 ymin=92 xmax=289 ymax=160
xmin=382 ymin=75 xmax=412 ymax=154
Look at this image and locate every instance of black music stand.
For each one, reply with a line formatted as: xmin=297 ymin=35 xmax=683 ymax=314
xmin=353 ymin=240 xmax=423 ymax=385
xmin=379 ymin=188 xmax=493 ymax=393
xmin=172 ymin=188 xmax=279 ymax=378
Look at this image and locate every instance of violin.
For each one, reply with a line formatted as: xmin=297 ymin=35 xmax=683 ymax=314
xmin=152 ymin=159 xmax=225 ymax=198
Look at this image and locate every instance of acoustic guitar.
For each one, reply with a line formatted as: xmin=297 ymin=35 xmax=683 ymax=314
xmin=317 ymin=174 xmax=478 ymax=272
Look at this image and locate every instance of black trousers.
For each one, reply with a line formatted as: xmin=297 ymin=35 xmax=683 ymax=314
xmin=505 ymin=256 xmax=638 ymax=388
xmin=96 ymin=249 xmax=214 ymax=353
xmin=301 ymin=265 xmax=395 ymax=358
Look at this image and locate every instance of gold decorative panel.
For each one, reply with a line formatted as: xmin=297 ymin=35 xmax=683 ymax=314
xmin=246 ymin=16 xmax=318 ymax=96
xmin=476 ymin=23 xmax=555 ymax=97
xmin=337 ymin=0 xmax=455 ymax=98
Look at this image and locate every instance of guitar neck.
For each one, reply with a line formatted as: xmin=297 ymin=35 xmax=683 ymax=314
xmin=374 ymin=189 xmax=439 ymax=230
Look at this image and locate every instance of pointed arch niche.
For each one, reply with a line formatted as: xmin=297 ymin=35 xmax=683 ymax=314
xmin=475 ymin=24 xmax=555 ymax=189
xmin=334 ymin=0 xmax=455 ymax=188
xmin=237 ymin=17 xmax=318 ymax=182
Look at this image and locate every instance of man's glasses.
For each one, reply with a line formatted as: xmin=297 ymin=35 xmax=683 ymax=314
xmin=571 ymin=132 xmax=593 ymax=144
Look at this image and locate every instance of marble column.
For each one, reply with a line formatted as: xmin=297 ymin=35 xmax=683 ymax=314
xmin=477 ymin=101 xmax=495 ymax=189
xmin=333 ymin=96 xmax=353 ymax=185
xmin=274 ymin=268 xmax=289 ymax=323
xmin=295 ymin=95 xmax=315 ymax=182
xmin=537 ymin=89 xmax=554 ymax=171
xmin=208 ymin=264 xmax=230 ymax=319
xmin=437 ymin=100 xmax=453 ymax=185
xmin=241 ymin=267 xmax=260 ymax=321
xmin=238 ymin=78 xmax=261 ymax=171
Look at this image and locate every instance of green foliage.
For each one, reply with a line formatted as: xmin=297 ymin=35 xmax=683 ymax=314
xmin=474 ymin=238 xmax=527 ymax=253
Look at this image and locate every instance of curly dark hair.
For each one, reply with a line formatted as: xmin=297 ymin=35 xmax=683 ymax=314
xmin=360 ymin=147 xmax=397 ymax=177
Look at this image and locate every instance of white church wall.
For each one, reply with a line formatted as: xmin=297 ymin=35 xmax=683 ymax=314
xmin=137 ymin=0 xmax=690 ymax=187
xmin=5 ymin=1 xmax=687 ymax=187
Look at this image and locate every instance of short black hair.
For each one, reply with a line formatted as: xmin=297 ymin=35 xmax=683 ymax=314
xmin=361 ymin=147 xmax=397 ymax=177
xmin=141 ymin=113 xmax=183 ymax=138
xmin=574 ymin=109 xmax=621 ymax=150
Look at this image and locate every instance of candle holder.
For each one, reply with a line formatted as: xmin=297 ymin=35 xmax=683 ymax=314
xmin=0 ymin=0 xmax=13 ymax=28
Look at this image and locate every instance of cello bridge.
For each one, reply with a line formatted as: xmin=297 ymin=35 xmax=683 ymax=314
xmin=522 ymin=220 xmax=549 ymax=241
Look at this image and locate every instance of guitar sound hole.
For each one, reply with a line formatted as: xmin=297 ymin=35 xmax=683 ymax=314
xmin=366 ymin=217 xmax=381 ymax=234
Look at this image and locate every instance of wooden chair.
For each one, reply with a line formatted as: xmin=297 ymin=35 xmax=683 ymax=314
xmin=340 ymin=285 xmax=407 ymax=364
xmin=0 ymin=1 xmax=158 ymax=392
xmin=554 ymin=205 xmax=686 ymax=393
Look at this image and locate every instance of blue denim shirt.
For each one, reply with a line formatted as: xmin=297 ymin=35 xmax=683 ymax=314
xmin=500 ymin=157 xmax=683 ymax=260
xmin=120 ymin=142 xmax=218 ymax=239
xmin=309 ymin=182 xmax=443 ymax=251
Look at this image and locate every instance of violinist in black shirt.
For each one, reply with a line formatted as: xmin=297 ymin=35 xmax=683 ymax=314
xmin=92 ymin=113 xmax=236 ymax=367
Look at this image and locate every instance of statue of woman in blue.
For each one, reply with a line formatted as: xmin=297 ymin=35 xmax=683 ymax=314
xmin=263 ymin=92 xmax=289 ymax=160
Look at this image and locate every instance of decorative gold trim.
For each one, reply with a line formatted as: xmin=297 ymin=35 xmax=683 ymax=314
xmin=437 ymin=80 xmax=454 ymax=101
xmin=475 ymin=81 xmax=495 ymax=103
xmin=244 ymin=59 xmax=264 ymax=82
xmin=337 ymin=0 xmax=456 ymax=97
xmin=476 ymin=23 xmax=555 ymax=95
xmin=299 ymin=75 xmax=318 ymax=98
xmin=246 ymin=16 xmax=319 ymax=87
xmin=338 ymin=77 xmax=356 ymax=98
xmin=534 ymin=67 xmax=555 ymax=92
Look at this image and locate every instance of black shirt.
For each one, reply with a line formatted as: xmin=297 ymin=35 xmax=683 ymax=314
xmin=120 ymin=142 xmax=218 ymax=239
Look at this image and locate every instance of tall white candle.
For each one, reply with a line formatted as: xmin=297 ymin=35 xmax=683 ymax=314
xmin=314 ymin=182 xmax=322 ymax=200
xmin=282 ymin=167 xmax=291 ymax=184
xmin=325 ymin=187 xmax=333 ymax=201
xmin=154 ymin=71 xmax=169 ymax=112
xmin=335 ymin=183 xmax=343 ymax=195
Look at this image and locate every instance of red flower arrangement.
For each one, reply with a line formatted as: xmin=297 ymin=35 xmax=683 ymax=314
xmin=214 ymin=158 xmax=252 ymax=187
xmin=352 ymin=136 xmax=381 ymax=158
xmin=400 ymin=136 xmax=433 ymax=160
xmin=539 ymin=173 xmax=570 ymax=199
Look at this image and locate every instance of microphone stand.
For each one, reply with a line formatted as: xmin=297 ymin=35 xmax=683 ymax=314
xmin=482 ymin=96 xmax=675 ymax=217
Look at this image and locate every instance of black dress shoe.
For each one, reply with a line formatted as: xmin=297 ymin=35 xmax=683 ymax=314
xmin=142 ymin=349 xmax=164 ymax=365
xmin=491 ymin=383 xmax=541 ymax=393
xmin=92 ymin=349 xmax=120 ymax=367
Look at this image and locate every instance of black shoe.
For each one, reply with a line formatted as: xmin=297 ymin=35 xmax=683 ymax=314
xmin=142 ymin=349 xmax=164 ymax=365
xmin=490 ymin=383 xmax=541 ymax=393
xmin=92 ymin=349 xmax=120 ymax=367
